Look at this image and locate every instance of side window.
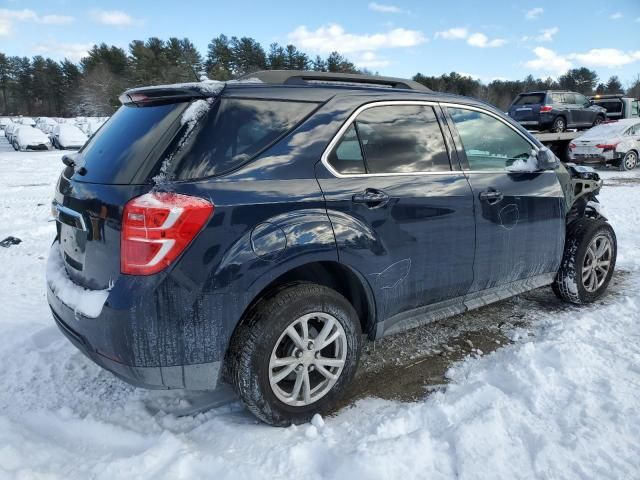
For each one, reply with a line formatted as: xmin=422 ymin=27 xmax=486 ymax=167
xmin=354 ymin=105 xmax=450 ymax=174
xmin=631 ymin=101 xmax=639 ymax=117
xmin=448 ymin=107 xmax=534 ymax=171
xmin=551 ymin=93 xmax=564 ymax=104
xmin=327 ymin=124 xmax=366 ymax=174
xmin=575 ymin=93 xmax=588 ymax=106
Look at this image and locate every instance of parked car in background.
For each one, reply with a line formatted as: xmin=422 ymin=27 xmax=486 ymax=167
xmin=12 ymin=126 xmax=52 ymax=151
xmin=50 ymin=124 xmax=88 ymax=150
xmin=0 ymin=117 xmax=10 ymax=130
xmin=508 ymin=90 xmax=606 ymax=133
xmin=569 ymin=119 xmax=640 ymax=170
xmin=36 ymin=117 xmax=58 ymax=135
xmin=18 ymin=117 xmax=36 ymax=126
xmin=78 ymin=117 xmax=107 ymax=136
xmin=47 ymin=71 xmax=616 ymax=426
xmin=4 ymin=122 xmax=18 ymax=142
xmin=590 ymin=94 xmax=640 ymax=120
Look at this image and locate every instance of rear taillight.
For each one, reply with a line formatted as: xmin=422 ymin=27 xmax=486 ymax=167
xmin=540 ymin=105 xmax=553 ymax=113
xmin=121 ymin=192 xmax=213 ymax=275
xmin=569 ymin=143 xmax=576 ymax=149
xmin=595 ymin=143 xmax=618 ymax=152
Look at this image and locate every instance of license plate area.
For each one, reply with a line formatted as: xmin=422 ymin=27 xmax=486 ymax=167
xmin=59 ymin=223 xmax=87 ymax=272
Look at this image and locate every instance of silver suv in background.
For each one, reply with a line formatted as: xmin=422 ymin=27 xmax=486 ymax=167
xmin=590 ymin=94 xmax=640 ymax=121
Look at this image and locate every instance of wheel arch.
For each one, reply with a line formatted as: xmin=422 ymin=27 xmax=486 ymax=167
xmin=222 ymin=260 xmax=377 ymax=378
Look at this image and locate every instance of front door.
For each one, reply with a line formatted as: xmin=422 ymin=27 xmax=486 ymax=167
xmin=316 ymin=102 xmax=475 ymax=324
xmin=443 ymin=104 xmax=565 ymax=293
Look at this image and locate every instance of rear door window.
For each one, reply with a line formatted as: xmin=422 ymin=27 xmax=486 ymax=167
xmin=171 ymin=98 xmax=317 ymax=179
xmin=327 ymin=124 xmax=366 ymax=174
xmin=354 ymin=105 xmax=451 ymax=174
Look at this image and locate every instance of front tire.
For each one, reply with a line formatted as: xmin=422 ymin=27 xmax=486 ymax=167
xmin=592 ymin=115 xmax=604 ymax=127
xmin=227 ymin=282 xmax=361 ymax=426
xmin=553 ymin=218 xmax=617 ymax=304
xmin=618 ymin=151 xmax=638 ymax=171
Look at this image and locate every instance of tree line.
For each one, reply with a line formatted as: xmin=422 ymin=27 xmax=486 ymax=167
xmin=1 ymin=34 xmax=638 ymax=117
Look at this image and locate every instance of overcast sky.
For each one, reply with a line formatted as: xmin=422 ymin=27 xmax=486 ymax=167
xmin=1 ymin=0 xmax=639 ymax=84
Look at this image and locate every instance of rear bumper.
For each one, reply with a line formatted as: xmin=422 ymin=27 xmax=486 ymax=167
xmin=46 ymin=242 xmax=225 ymax=390
xmin=570 ymin=150 xmax=622 ymax=165
xmin=49 ymin=294 xmax=223 ymax=390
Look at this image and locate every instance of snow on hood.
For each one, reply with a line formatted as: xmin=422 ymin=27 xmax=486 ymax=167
xmin=16 ymin=127 xmax=49 ymax=144
xmin=46 ymin=244 xmax=110 ymax=319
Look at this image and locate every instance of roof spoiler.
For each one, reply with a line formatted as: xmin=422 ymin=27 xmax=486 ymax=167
xmin=241 ymin=70 xmax=431 ymax=92
xmin=120 ymin=81 xmax=225 ymax=106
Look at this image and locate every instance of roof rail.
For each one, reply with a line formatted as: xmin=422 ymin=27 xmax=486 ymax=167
xmin=240 ymin=70 xmax=431 ymax=92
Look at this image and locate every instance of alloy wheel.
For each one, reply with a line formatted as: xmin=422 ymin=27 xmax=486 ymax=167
xmin=582 ymin=234 xmax=612 ymax=292
xmin=624 ymin=152 xmax=638 ymax=170
xmin=269 ymin=312 xmax=347 ymax=407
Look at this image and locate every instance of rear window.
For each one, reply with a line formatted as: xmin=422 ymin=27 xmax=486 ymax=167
xmin=513 ymin=93 xmax=545 ymax=106
xmin=169 ymin=98 xmax=317 ymax=180
xmin=76 ymin=102 xmax=187 ymax=184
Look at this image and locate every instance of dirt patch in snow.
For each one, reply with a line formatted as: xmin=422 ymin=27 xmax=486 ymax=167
xmin=339 ymin=269 xmax=632 ymax=406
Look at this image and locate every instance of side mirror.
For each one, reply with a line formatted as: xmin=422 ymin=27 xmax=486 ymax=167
xmin=537 ymin=147 xmax=560 ymax=170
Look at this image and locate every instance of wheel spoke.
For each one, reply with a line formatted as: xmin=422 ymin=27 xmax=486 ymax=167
xmin=270 ymin=363 xmax=298 ymax=385
xmin=314 ymin=316 xmax=336 ymax=349
xmin=302 ymin=369 xmax=311 ymax=403
xmin=286 ymin=325 xmax=305 ymax=350
xmin=300 ymin=317 xmax=309 ymax=343
xmin=316 ymin=364 xmax=338 ymax=381
xmin=315 ymin=357 xmax=345 ymax=368
xmin=319 ymin=329 xmax=342 ymax=350
xmin=271 ymin=356 xmax=297 ymax=368
xmin=289 ymin=369 xmax=304 ymax=401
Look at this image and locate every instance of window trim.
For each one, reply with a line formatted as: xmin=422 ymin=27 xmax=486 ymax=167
xmin=321 ymin=100 xmax=457 ymax=178
xmin=441 ymin=102 xmax=541 ymax=174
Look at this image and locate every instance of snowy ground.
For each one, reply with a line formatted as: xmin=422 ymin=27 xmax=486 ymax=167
xmin=1 ymin=138 xmax=639 ymax=479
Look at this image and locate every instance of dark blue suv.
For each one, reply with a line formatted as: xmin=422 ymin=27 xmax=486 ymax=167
xmin=508 ymin=90 xmax=606 ymax=132
xmin=47 ymin=71 xmax=617 ymax=425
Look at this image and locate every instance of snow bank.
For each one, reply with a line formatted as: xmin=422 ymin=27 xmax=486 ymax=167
xmin=45 ymin=244 xmax=110 ymax=318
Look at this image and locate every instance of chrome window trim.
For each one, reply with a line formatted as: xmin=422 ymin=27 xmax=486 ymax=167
xmin=320 ymin=100 xmax=464 ymax=178
xmin=320 ymin=100 xmax=541 ymax=178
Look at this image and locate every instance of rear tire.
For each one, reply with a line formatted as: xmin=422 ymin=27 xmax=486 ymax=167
xmin=551 ymin=116 xmax=566 ymax=133
xmin=227 ymin=282 xmax=361 ymax=426
xmin=553 ymin=218 xmax=616 ymax=304
xmin=618 ymin=151 xmax=638 ymax=171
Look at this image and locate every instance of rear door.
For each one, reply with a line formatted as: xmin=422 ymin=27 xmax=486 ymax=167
xmin=316 ymin=101 xmax=475 ymax=323
xmin=443 ymin=104 xmax=565 ymax=293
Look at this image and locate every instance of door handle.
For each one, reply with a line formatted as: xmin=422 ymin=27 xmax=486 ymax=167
xmin=479 ymin=188 xmax=503 ymax=204
xmin=352 ymin=188 xmax=390 ymax=208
